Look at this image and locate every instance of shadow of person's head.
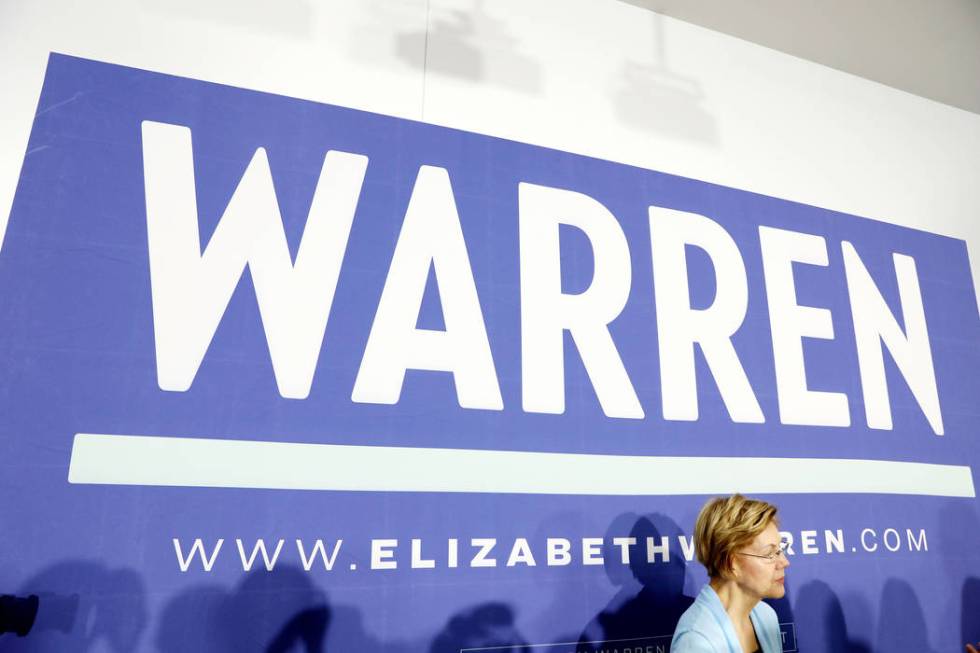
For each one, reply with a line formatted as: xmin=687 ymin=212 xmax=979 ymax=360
xmin=631 ymin=513 xmax=687 ymax=594
xmin=14 ymin=560 xmax=145 ymax=652
xmin=876 ymin=577 xmax=935 ymax=653
xmin=429 ymin=602 xmax=528 ymax=653
xmin=155 ymin=565 xmax=330 ymax=653
xmin=794 ymin=579 xmax=869 ymax=652
xmin=580 ymin=512 xmax=693 ymax=645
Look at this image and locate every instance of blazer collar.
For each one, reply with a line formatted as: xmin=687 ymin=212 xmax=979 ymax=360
xmin=698 ymin=584 xmax=775 ymax=653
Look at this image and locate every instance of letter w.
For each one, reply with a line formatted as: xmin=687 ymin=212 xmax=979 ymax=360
xmin=237 ymin=538 xmax=285 ymax=571
xmin=296 ymin=539 xmax=343 ymax=571
xmin=173 ymin=538 xmax=224 ymax=572
xmin=141 ymin=121 xmax=368 ymax=398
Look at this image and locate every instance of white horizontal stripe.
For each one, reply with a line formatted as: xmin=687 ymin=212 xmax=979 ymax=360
xmin=68 ymin=433 xmax=976 ymax=497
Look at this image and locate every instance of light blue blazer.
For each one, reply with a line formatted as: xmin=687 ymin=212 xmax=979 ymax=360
xmin=670 ymin=585 xmax=783 ymax=653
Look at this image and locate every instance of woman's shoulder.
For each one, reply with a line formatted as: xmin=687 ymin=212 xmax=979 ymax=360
xmin=674 ymin=596 xmax=714 ymax=629
xmin=670 ymin=628 xmax=717 ymax=653
xmin=671 ymin=595 xmax=727 ymax=651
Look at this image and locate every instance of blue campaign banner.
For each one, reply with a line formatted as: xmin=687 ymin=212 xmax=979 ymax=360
xmin=0 ymin=53 xmax=978 ymax=651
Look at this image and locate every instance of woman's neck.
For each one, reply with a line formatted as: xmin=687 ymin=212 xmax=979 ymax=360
xmin=709 ymin=576 xmax=759 ymax=628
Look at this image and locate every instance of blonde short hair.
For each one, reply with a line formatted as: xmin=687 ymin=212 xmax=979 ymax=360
xmin=694 ymin=494 xmax=779 ymax=579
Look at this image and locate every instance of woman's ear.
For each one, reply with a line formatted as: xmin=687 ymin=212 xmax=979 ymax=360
xmin=726 ymin=555 xmax=740 ymax=579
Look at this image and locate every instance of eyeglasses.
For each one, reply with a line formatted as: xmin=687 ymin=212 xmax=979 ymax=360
xmin=736 ymin=541 xmax=789 ymax=563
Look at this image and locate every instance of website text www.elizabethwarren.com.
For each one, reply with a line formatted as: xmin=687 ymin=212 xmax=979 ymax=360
xmin=171 ymin=527 xmax=929 ymax=572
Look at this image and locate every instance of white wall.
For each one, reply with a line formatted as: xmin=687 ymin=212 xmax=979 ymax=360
xmin=2 ymin=0 xmax=979 ymax=307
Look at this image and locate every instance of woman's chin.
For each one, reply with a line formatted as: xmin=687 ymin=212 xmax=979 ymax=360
xmin=767 ymin=583 xmax=786 ymax=599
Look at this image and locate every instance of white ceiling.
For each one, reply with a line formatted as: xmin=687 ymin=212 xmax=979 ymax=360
xmin=623 ymin=0 xmax=980 ymax=115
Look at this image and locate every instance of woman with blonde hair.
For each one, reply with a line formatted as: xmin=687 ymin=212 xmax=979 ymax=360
xmin=671 ymin=494 xmax=789 ymax=652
